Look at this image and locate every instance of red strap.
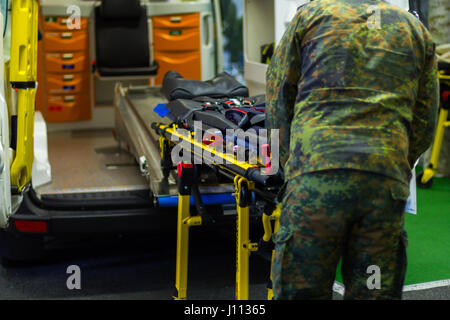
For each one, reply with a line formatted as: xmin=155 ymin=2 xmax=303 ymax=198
xmin=177 ymin=162 xmax=193 ymax=178
xmin=261 ymin=144 xmax=271 ymax=173
xmin=228 ymin=108 xmax=247 ymax=114
xmin=442 ymin=91 xmax=450 ymax=101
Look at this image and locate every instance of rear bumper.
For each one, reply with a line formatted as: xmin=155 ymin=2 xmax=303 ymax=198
xmin=0 ymin=188 xmax=240 ymax=261
xmin=8 ymin=188 xmax=237 ymax=236
xmin=8 ymin=189 xmax=177 ymax=237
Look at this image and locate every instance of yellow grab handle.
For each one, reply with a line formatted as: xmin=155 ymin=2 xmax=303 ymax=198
xmin=10 ymin=89 xmax=35 ymax=190
xmin=262 ymin=205 xmax=282 ymax=242
xmin=262 ymin=213 xmax=272 ymax=242
xmin=9 ymin=0 xmax=39 ymax=191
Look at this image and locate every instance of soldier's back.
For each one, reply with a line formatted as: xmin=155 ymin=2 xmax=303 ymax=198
xmin=284 ymin=0 xmax=435 ymax=185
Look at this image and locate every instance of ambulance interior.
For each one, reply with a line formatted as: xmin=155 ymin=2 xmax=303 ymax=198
xmin=32 ymin=0 xmax=225 ymax=208
xmin=27 ymin=0 xmax=415 ymax=216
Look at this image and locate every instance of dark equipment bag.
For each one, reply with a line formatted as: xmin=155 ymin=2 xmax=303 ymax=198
xmin=162 ymin=70 xmax=249 ymax=101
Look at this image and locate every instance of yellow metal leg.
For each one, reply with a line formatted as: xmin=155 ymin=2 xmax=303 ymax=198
xmin=267 ymin=250 xmax=275 ymax=300
xmin=421 ymin=107 xmax=449 ymax=184
xmin=174 ymin=194 xmax=191 ymax=300
xmin=174 ymin=195 xmax=202 ymax=300
xmin=10 ymin=89 xmax=35 ymax=190
xmin=265 ymin=206 xmax=281 ymax=300
xmin=236 ymin=193 xmax=250 ymax=300
xmin=173 ymin=163 xmax=201 ymax=300
xmin=234 ymin=176 xmax=257 ymax=300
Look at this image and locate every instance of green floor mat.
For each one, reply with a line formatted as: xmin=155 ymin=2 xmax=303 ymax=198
xmin=335 ymin=176 xmax=450 ymax=287
xmin=403 ymin=176 xmax=450 ymax=285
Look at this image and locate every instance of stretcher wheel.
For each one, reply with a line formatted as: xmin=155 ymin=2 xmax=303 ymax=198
xmin=417 ymin=171 xmax=433 ymax=189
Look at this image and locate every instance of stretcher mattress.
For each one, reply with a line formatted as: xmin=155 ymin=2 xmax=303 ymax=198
xmin=158 ymin=72 xmax=267 ymax=131
xmin=156 ymin=72 xmax=270 ymax=159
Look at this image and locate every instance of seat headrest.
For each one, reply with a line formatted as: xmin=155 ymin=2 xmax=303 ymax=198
xmin=100 ymin=0 xmax=142 ymax=20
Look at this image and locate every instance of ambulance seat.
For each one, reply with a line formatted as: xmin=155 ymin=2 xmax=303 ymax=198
xmin=94 ymin=0 xmax=157 ymax=77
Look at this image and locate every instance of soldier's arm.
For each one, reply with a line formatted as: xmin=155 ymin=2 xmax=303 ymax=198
xmin=265 ymin=13 xmax=303 ymax=168
xmin=408 ymin=39 xmax=439 ymax=167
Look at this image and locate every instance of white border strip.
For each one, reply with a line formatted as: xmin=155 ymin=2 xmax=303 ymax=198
xmin=333 ymin=279 xmax=450 ymax=295
xmin=403 ymin=279 xmax=450 ymax=292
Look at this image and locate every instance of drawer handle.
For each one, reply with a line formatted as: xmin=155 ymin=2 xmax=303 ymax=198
xmin=45 ymin=17 xmax=58 ymax=23
xmin=63 ymin=75 xmax=75 ymax=81
xmin=63 ymin=85 xmax=76 ymax=91
xmin=64 ymin=96 xmax=75 ymax=102
xmin=60 ymin=19 xmax=69 ymax=25
xmin=61 ymin=32 xmax=73 ymax=39
xmin=157 ymin=55 xmax=198 ymax=64
xmin=169 ymin=30 xmax=182 ymax=36
xmin=170 ymin=16 xmax=182 ymax=23
xmin=62 ymin=53 xmax=74 ymax=60
xmin=62 ymin=64 xmax=75 ymax=70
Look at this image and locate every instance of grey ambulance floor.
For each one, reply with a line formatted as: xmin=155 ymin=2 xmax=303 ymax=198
xmin=0 ymin=228 xmax=448 ymax=300
xmin=34 ymin=129 xmax=148 ymax=196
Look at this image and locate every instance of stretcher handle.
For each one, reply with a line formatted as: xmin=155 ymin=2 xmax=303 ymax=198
xmin=258 ymin=204 xmax=280 ymax=252
xmin=262 ymin=213 xmax=272 ymax=242
xmin=246 ymin=167 xmax=280 ymax=186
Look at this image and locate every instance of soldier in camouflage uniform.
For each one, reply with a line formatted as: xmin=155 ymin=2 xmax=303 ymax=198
xmin=265 ymin=0 xmax=439 ymax=299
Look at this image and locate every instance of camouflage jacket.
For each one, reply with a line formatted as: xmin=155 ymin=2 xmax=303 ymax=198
xmin=266 ymin=0 xmax=439 ymax=186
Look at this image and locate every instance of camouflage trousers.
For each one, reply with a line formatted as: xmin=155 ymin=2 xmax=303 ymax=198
xmin=272 ymin=169 xmax=410 ymax=300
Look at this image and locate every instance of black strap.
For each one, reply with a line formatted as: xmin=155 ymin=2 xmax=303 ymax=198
xmin=11 ymin=81 xmax=36 ymax=89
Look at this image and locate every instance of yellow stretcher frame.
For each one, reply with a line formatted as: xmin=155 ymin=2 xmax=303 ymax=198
xmin=9 ymin=0 xmax=39 ymax=192
xmin=173 ymin=171 xmax=280 ymax=300
xmin=419 ymin=71 xmax=450 ymax=188
xmin=155 ymin=124 xmax=281 ymax=300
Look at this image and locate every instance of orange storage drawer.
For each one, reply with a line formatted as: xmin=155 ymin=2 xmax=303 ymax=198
xmin=44 ymin=52 xmax=87 ymax=73
xmin=153 ymin=13 xmax=200 ymax=29
xmin=155 ymin=51 xmax=201 ymax=85
xmin=153 ymin=27 xmax=200 ymax=52
xmin=46 ymin=94 xmax=91 ymax=122
xmin=46 ymin=73 xmax=89 ymax=95
xmin=43 ymin=30 xmax=88 ymax=52
xmin=42 ymin=16 xmax=88 ymax=32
